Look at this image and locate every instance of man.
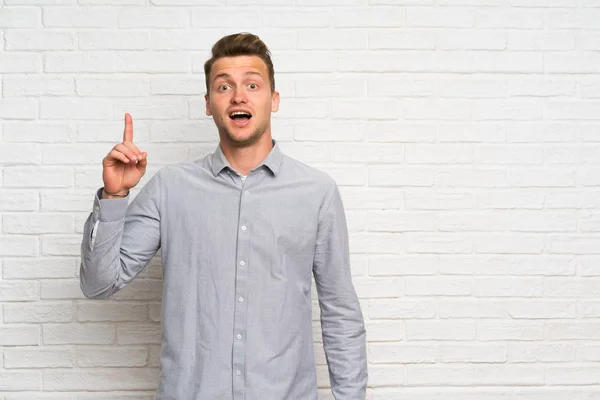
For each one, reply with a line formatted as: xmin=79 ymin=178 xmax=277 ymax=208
xmin=80 ymin=32 xmax=367 ymax=400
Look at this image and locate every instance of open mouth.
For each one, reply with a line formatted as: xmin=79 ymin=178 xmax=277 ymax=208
xmin=229 ymin=111 xmax=252 ymax=126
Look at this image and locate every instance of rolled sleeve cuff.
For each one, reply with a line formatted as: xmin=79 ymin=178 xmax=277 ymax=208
xmin=94 ymin=188 xmax=130 ymax=222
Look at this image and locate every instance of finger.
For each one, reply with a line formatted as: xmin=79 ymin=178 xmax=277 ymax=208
xmin=122 ymin=141 xmax=143 ymax=160
xmin=138 ymin=152 xmax=148 ymax=169
xmin=123 ymin=113 xmax=134 ymax=143
xmin=107 ymin=149 xmax=130 ymax=164
xmin=114 ymin=143 xmax=139 ymax=163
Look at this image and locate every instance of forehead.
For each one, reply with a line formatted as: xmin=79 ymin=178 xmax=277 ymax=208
xmin=210 ymin=55 xmax=268 ymax=81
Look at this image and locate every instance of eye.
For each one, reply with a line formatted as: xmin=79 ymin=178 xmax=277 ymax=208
xmin=248 ymin=83 xmax=258 ymax=90
xmin=217 ymin=84 xmax=230 ymax=91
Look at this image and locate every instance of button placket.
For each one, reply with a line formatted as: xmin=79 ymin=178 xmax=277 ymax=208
xmin=232 ymin=179 xmax=251 ymax=399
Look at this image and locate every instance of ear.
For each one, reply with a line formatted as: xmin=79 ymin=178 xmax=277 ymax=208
xmin=271 ymin=91 xmax=280 ymax=113
xmin=204 ymin=93 xmax=212 ymax=116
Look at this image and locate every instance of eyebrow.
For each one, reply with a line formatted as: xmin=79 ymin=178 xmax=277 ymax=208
xmin=212 ymin=71 xmax=263 ymax=82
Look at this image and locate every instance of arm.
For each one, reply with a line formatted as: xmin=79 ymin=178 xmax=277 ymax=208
xmin=80 ymin=173 xmax=161 ymax=299
xmin=312 ymin=183 xmax=368 ymax=399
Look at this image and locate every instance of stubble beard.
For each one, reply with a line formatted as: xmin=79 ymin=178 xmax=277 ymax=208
xmin=222 ymin=119 xmax=269 ymax=148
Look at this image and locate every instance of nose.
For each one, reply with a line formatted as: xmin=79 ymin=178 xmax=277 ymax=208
xmin=231 ymin=86 xmax=247 ymax=104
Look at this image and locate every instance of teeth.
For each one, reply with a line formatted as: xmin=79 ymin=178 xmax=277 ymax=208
xmin=231 ymin=111 xmax=250 ymax=117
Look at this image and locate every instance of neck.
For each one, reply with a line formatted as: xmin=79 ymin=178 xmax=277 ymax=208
xmin=219 ymin=133 xmax=273 ymax=176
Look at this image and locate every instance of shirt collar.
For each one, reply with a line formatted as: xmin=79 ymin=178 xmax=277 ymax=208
xmin=210 ymin=139 xmax=283 ymax=177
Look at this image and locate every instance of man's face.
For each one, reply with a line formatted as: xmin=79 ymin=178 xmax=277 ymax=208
xmin=205 ymin=55 xmax=280 ymax=148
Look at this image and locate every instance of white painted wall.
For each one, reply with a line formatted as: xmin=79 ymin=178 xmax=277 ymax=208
xmin=1 ymin=0 xmax=600 ymax=399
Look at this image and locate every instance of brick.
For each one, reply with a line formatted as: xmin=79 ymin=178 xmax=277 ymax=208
xmin=548 ymin=236 xmax=600 ymax=254
xmin=477 ymin=9 xmax=544 ymax=28
xmin=44 ymin=52 xmax=117 ymax=73
xmin=41 ymin=190 xmax=95 ymax=212
xmin=547 ymin=366 xmax=600 ymax=385
xmin=547 ymin=9 xmax=600 ymax=29
xmin=0 ymin=325 xmax=40 ymax=345
xmin=578 ymin=344 xmax=600 ymax=361
xmin=475 ymin=234 xmax=544 ymax=254
xmin=3 ymin=257 xmax=76 ymax=279
xmin=474 ymin=100 xmax=542 ymax=121
xmin=406 ymin=365 xmax=544 ymax=385
xmin=117 ymin=323 xmax=162 ymax=345
xmin=0 ymin=190 xmax=39 ymax=211
xmin=403 ymin=99 xmax=472 ymax=120
xmin=76 ymin=78 xmax=150 ymax=97
xmin=4 ymin=347 xmax=73 ymax=368
xmin=439 ymin=123 xmax=506 ymax=143
xmin=368 ymin=75 xmax=435 ymax=97
xmin=407 ymin=320 xmax=477 ymax=341
xmin=366 ymin=321 xmax=405 ymax=342
xmin=547 ymin=322 xmax=600 ymax=340
xmin=262 ymin=8 xmax=331 ymax=27
xmin=508 ymin=300 xmax=577 ymax=319
xmin=405 ymin=233 xmax=472 ymax=254
xmin=43 ymin=8 xmax=117 ymax=27
xmin=42 ymin=235 xmax=82 ymax=257
xmin=4 ymin=302 xmax=73 ymax=323
xmin=339 ymin=51 xmax=406 ymax=72
xmin=438 ymin=30 xmax=506 ymax=50
xmin=508 ymin=31 xmax=575 ymax=50
xmin=405 ymin=191 xmax=473 ymax=210
xmin=544 ymin=278 xmax=600 ymax=297
xmin=0 ymin=236 xmax=39 ymax=257
xmin=405 ymin=277 xmax=471 ymax=296
xmin=368 ymin=365 xmax=406 ymax=387
xmin=406 ymin=51 xmax=544 ymax=73
xmin=191 ymin=8 xmax=261 ymax=28
xmin=340 ymin=188 xmax=402 ymax=209
xmin=366 ymin=121 xmax=437 ymax=143
xmin=437 ymin=168 xmax=506 ymax=188
xmin=408 ymin=7 xmax=474 ymax=27
xmin=298 ymin=29 xmax=367 ymax=50
xmin=0 ymin=371 xmax=41 ymax=390
xmin=77 ymin=303 xmax=147 ymax=322
xmin=5 ymin=29 xmax=74 ymax=50
xmin=507 ymin=255 xmax=576 ymax=276
xmin=118 ymin=8 xmax=188 ymax=28
xmin=509 ymin=168 xmax=576 ymax=188
xmin=368 ymin=211 xmax=436 ymax=232
xmin=369 ymin=166 xmax=435 ymax=187
xmin=4 ymin=76 xmax=74 ymax=97
xmin=43 ymin=368 xmax=158 ymax=390
xmin=335 ymin=143 xmax=403 ymax=163
xmin=0 ymin=7 xmax=40 ymax=28
xmin=3 ymin=122 xmax=74 ymax=143
xmin=0 ymin=281 xmax=39 ymax=301
xmin=438 ymin=300 xmax=508 ymax=319
xmin=43 ymin=323 xmax=115 ymax=345
xmin=370 ymin=343 xmax=436 ymax=364
xmin=438 ymin=344 xmax=507 ymax=363
xmin=349 ymin=233 xmax=402 ymax=254
xmin=334 ymin=7 xmax=404 ymax=27
xmin=294 ymin=121 xmax=365 ymax=142
xmin=78 ymin=31 xmax=149 ymax=50
xmin=479 ymin=321 xmax=544 ymax=341
xmin=546 ymin=54 xmax=600 ymax=74
xmin=0 ymin=53 xmax=41 ymax=73
xmin=77 ymin=346 xmax=148 ymax=367
xmin=0 ymin=98 xmax=38 ymax=120
xmin=331 ymin=99 xmax=399 ymax=120
xmin=369 ymin=299 xmax=435 ymax=319
xmin=3 ymin=213 xmax=73 ymax=234
xmin=369 ymin=255 xmax=439 ymax=276
xmin=509 ymin=343 xmax=574 ymax=363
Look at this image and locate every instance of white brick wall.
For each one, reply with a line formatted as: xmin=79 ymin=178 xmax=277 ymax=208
xmin=1 ymin=1 xmax=600 ymax=399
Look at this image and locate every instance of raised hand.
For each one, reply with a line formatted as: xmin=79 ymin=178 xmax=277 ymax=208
xmin=101 ymin=113 xmax=148 ymax=199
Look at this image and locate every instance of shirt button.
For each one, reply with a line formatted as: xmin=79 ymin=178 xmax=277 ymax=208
xmin=238 ymin=297 xmax=244 ymax=302
xmin=241 ymin=225 xmax=247 ymax=231
xmin=244 ymin=190 xmax=249 ymax=195
xmin=239 ymin=260 xmax=245 ymax=266
xmin=236 ymin=334 xmax=242 ymax=340
xmin=236 ymin=370 xmax=241 ymax=376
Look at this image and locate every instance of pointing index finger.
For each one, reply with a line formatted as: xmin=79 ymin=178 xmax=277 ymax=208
xmin=123 ymin=112 xmax=133 ymax=143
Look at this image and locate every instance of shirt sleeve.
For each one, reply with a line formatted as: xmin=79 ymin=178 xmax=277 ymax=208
xmin=80 ymin=172 xmax=162 ymax=299
xmin=312 ymin=182 xmax=368 ymax=400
